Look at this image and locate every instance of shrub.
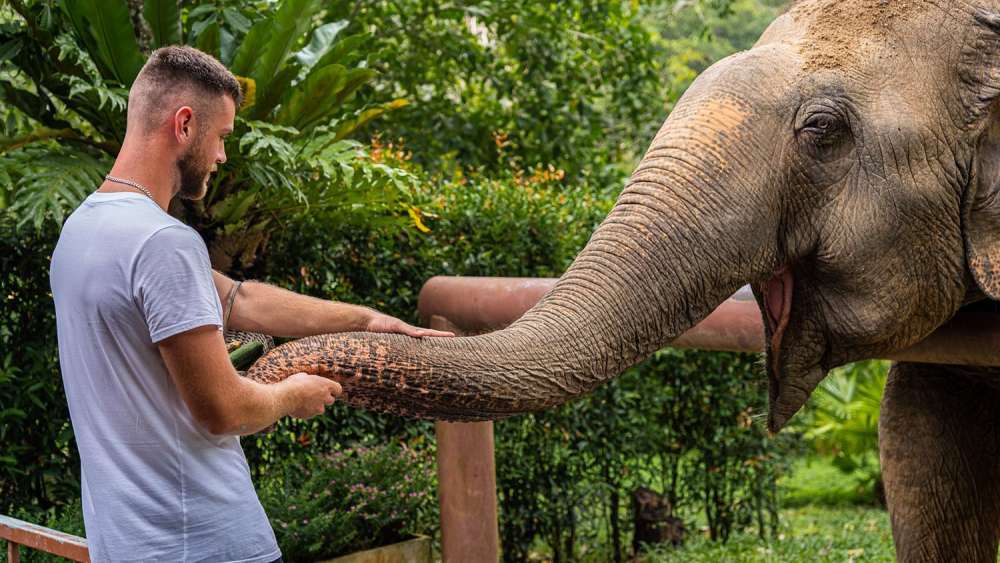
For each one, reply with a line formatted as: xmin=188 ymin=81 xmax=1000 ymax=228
xmin=494 ymin=350 xmax=795 ymax=562
xmin=8 ymin=444 xmax=435 ymax=563
xmin=0 ymin=215 xmax=79 ymax=514
xmin=341 ymin=0 xmax=664 ymax=186
xmin=0 ymin=0 xmax=414 ymax=273
xmin=257 ymin=443 xmax=438 ymax=562
xmin=11 ymin=500 xmax=86 ymax=563
xmin=241 ymin=164 xmax=613 ymax=477
xmin=790 ymin=361 xmax=889 ymax=503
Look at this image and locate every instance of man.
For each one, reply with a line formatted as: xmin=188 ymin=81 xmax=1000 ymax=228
xmin=49 ymin=45 xmax=451 ymax=562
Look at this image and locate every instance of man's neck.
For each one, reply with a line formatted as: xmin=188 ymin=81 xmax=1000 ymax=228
xmin=98 ymin=137 xmax=176 ymax=211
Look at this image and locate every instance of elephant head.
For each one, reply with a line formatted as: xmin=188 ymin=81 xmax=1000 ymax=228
xmin=250 ymin=0 xmax=1000 ymax=431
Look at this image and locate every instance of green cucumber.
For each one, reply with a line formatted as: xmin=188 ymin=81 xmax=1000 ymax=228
xmin=229 ymin=341 xmax=264 ymax=371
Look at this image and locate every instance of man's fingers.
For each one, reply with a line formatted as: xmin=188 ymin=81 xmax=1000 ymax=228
xmin=398 ymin=324 xmax=456 ymax=338
xmin=328 ymin=380 xmax=343 ymax=396
xmin=411 ymin=328 xmax=455 ymax=338
xmin=423 ymin=328 xmax=455 ymax=337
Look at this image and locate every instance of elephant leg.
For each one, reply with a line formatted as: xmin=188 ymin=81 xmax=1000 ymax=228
xmin=879 ymin=362 xmax=1000 ymax=563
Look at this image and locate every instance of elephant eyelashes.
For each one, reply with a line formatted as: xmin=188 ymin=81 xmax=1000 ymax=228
xmin=797 ymin=112 xmax=852 ymax=161
xmin=803 ymin=114 xmax=837 ymax=134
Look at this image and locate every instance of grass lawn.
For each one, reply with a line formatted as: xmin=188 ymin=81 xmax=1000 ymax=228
xmin=644 ymin=457 xmax=894 ymax=562
xmin=643 ymin=505 xmax=892 ymax=562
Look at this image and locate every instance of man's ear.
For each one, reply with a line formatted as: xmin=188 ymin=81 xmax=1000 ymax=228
xmin=970 ymin=118 xmax=1000 ymax=300
xmin=173 ymin=106 xmax=194 ymax=143
xmin=962 ymin=12 xmax=1000 ymax=299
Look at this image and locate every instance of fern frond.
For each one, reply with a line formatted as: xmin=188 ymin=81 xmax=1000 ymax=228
xmin=1 ymin=144 xmax=110 ymax=230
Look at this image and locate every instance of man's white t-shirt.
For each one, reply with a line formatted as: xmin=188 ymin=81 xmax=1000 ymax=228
xmin=50 ymin=192 xmax=280 ymax=562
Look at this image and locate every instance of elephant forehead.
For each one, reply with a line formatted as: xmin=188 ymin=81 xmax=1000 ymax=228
xmin=789 ymin=0 xmax=934 ymax=72
xmin=660 ymin=95 xmax=751 ymax=139
xmin=647 ymin=94 xmax=757 ymax=174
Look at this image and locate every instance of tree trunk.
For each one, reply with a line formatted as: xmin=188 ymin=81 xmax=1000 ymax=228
xmin=127 ymin=0 xmax=153 ymax=54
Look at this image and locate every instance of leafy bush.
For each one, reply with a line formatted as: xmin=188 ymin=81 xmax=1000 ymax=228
xmin=241 ymin=162 xmax=614 ymax=477
xmin=0 ymin=0 xmax=414 ymax=273
xmin=257 ymin=443 xmax=437 ymax=562
xmin=8 ymin=444 xmax=435 ymax=563
xmin=11 ymin=500 xmax=86 ymax=563
xmin=790 ymin=361 xmax=889 ymax=503
xmin=0 ymin=216 xmax=79 ymax=514
xmin=493 ymin=350 xmax=795 ymax=562
xmin=334 ymin=0 xmax=665 ymax=186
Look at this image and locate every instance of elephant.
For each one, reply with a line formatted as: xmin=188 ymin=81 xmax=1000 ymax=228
xmin=248 ymin=0 xmax=1000 ymax=560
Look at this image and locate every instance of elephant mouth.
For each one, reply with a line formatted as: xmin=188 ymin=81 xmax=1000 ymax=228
xmin=763 ymin=267 xmax=794 ymax=361
xmin=758 ymin=267 xmax=830 ymax=432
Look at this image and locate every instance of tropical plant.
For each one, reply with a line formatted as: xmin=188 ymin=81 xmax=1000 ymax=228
xmin=257 ymin=443 xmax=438 ymax=562
xmin=793 ymin=361 xmax=889 ymax=501
xmin=321 ymin=0 xmax=665 ymax=187
xmin=0 ymin=0 xmax=415 ymax=274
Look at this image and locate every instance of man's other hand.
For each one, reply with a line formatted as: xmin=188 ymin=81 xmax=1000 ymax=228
xmin=363 ymin=310 xmax=455 ymax=338
xmin=284 ymin=372 xmax=343 ymax=419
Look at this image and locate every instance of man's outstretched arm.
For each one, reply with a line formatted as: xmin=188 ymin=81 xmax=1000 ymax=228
xmin=212 ymin=271 xmax=454 ymax=338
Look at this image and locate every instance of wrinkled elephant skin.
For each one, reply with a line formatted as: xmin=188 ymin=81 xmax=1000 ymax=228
xmin=250 ymin=2 xmax=1000 ymax=560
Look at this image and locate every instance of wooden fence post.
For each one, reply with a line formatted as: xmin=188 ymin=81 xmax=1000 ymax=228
xmin=431 ymin=316 xmax=499 ymax=563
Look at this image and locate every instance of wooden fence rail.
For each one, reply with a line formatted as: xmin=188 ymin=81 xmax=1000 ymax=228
xmin=0 ymin=514 xmax=89 ymax=562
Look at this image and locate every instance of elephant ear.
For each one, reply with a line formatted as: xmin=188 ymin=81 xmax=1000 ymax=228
xmin=970 ymin=124 xmax=1000 ymax=299
xmin=962 ymin=11 xmax=1000 ymax=299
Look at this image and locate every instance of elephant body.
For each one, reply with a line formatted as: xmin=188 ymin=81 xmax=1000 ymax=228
xmin=250 ymin=1 xmax=1000 ymax=560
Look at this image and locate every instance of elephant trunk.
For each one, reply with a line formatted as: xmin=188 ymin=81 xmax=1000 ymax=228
xmin=247 ymin=89 xmax=779 ymax=420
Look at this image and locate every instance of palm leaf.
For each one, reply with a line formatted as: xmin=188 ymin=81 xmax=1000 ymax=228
xmin=143 ymin=0 xmax=182 ymax=48
xmin=193 ymin=20 xmax=220 ymax=58
xmin=311 ymin=33 xmax=368 ymax=70
xmin=247 ymin=64 xmax=300 ymax=120
xmin=230 ymin=0 xmax=321 ymax=93
xmin=60 ymin=0 xmax=146 ymax=84
xmin=2 ymin=145 xmax=110 ymax=230
xmin=275 ymin=65 xmax=376 ymax=132
xmin=295 ymin=20 xmax=349 ymax=72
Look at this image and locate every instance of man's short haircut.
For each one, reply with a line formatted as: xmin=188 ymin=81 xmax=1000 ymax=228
xmin=129 ymin=45 xmax=242 ymax=133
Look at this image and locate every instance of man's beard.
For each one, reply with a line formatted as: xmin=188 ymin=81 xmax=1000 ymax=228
xmin=176 ymin=143 xmax=213 ymax=200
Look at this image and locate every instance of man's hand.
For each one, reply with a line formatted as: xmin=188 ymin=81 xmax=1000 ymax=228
xmin=283 ymin=372 xmax=343 ymax=419
xmin=363 ymin=309 xmax=455 ymax=338
xmin=213 ymin=271 xmax=457 ymax=338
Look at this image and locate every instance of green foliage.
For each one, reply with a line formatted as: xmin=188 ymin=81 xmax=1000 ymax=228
xmin=0 ymin=0 xmax=412 ymax=275
xmin=791 ymin=362 xmax=889 ymax=500
xmin=0 ymin=217 xmax=79 ymax=515
xmin=641 ymin=0 xmax=786 ymax=138
xmin=257 ymin=443 xmax=438 ymax=562
xmin=0 ymin=143 xmax=111 ymax=230
xmin=780 ymin=457 xmax=879 ymax=508
xmin=490 ymin=350 xmax=793 ymax=562
xmin=11 ymin=500 xmax=86 ymax=563
xmin=643 ymin=504 xmax=892 ymax=562
xmin=242 ymin=165 xmax=611 ymax=477
xmin=231 ymin=0 xmax=321 ymax=94
xmin=8 ymin=444 xmax=435 ymax=563
xmin=143 ymin=0 xmax=182 ymax=48
xmin=334 ymin=0 xmax=665 ymax=185
xmin=60 ymin=0 xmax=146 ymax=84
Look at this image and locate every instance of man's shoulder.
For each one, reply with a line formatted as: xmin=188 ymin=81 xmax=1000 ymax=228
xmin=63 ymin=193 xmax=191 ymax=242
xmin=141 ymin=222 xmax=204 ymax=250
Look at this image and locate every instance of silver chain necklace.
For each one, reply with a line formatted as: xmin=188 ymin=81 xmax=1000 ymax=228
xmin=104 ymin=174 xmax=155 ymax=200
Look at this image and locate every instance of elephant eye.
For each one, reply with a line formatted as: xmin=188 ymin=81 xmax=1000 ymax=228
xmin=797 ymin=109 xmax=853 ymax=162
xmin=801 ymin=113 xmax=840 ymax=136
